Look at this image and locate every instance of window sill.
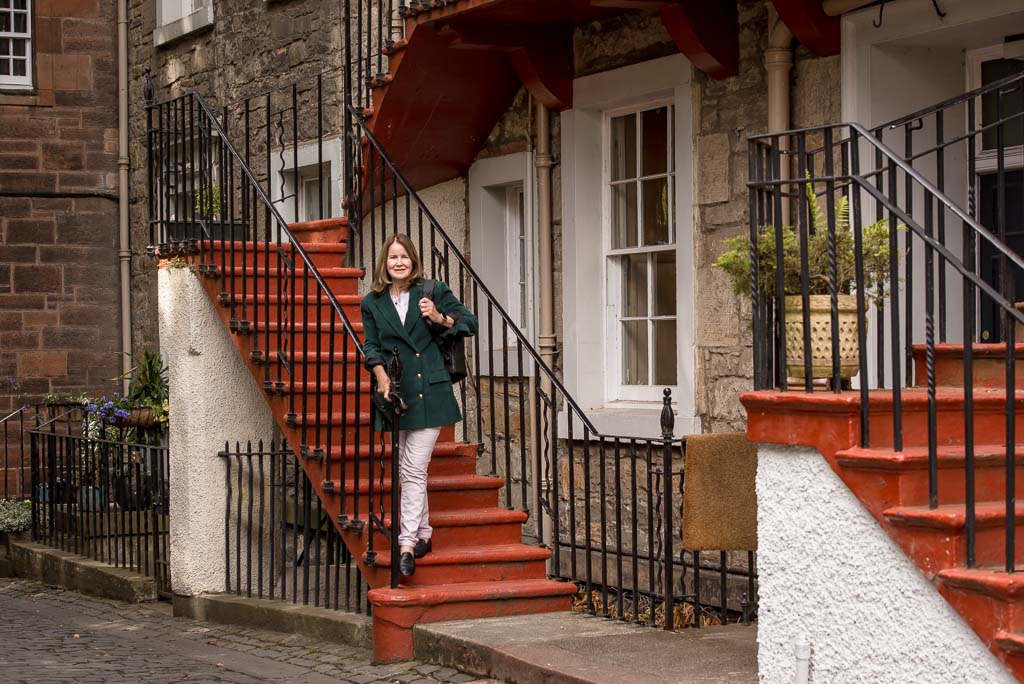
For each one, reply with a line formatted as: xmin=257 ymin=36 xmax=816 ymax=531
xmin=558 ymin=402 xmax=699 ymax=441
xmin=154 ymin=5 xmax=215 ymax=48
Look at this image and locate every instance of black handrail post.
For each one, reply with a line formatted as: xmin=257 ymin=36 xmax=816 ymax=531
xmin=387 ymin=345 xmax=406 ymax=589
xmin=661 ymin=388 xmax=675 ymax=631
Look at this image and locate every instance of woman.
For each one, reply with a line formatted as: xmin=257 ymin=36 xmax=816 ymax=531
xmin=360 ymin=233 xmax=477 ymax=579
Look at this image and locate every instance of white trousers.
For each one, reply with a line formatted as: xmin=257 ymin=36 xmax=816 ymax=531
xmin=397 ymin=427 xmax=440 ymax=548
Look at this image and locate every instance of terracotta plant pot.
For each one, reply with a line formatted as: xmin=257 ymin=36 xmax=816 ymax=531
xmin=784 ymin=294 xmax=863 ymax=381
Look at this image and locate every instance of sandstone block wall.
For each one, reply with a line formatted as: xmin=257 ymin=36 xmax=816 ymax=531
xmin=0 ymin=0 xmax=122 ymax=494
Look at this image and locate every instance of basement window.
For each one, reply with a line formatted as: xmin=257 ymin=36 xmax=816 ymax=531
xmin=0 ymin=0 xmax=32 ymax=90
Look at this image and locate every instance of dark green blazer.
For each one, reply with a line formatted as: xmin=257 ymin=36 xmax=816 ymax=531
xmin=360 ymin=279 xmax=478 ymax=431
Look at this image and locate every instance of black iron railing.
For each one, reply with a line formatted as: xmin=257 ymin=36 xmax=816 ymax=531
xmin=27 ymin=409 xmax=171 ymax=594
xmin=748 ymin=70 xmax=1024 ymax=572
xmin=2 ymin=406 xmax=28 ymax=500
xmin=146 ymin=82 xmax=409 ymax=590
xmin=145 ymin=0 xmax=759 ymax=626
xmin=220 ymin=440 xmax=372 ymax=613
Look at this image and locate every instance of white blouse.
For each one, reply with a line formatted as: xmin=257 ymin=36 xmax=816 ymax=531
xmin=391 ymin=289 xmax=410 ymax=324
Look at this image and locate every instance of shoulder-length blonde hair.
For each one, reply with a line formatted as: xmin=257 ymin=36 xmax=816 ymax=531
xmin=370 ymin=233 xmax=425 ymax=293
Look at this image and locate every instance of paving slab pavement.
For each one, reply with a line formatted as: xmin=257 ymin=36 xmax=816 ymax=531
xmin=0 ymin=578 xmax=499 ymax=684
xmin=414 ymin=612 xmax=758 ymax=684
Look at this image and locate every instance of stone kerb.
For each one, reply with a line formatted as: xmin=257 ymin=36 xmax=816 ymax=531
xmin=158 ymin=266 xmax=276 ymax=599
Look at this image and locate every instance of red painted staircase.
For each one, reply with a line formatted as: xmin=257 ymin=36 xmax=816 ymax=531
xmin=183 ymin=221 xmax=574 ymax=662
xmin=743 ymin=343 xmax=1024 ymax=680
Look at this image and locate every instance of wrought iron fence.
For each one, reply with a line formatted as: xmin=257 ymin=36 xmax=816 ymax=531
xmin=747 ymin=69 xmax=1024 ymax=572
xmin=221 ymin=439 xmax=371 ymax=614
xmin=27 ymin=409 xmax=171 ymax=594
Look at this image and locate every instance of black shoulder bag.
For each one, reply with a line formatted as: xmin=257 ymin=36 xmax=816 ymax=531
xmin=422 ymin=279 xmax=468 ymax=384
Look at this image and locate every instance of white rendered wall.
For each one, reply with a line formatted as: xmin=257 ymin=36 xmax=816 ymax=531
xmin=159 ymin=267 xmax=276 ymax=597
xmin=756 ymin=444 xmax=1014 ymax=684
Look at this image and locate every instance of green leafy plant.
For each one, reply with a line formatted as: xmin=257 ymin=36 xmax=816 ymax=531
xmin=714 ymin=182 xmax=900 ymax=307
xmin=194 ymin=183 xmax=222 ymax=218
xmin=0 ymin=499 xmax=31 ymax=533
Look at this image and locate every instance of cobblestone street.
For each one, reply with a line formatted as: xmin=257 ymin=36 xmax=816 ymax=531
xmin=0 ymin=579 xmax=495 ymax=683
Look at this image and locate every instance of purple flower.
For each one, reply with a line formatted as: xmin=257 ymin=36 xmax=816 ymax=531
xmin=108 ymin=417 xmax=116 ymax=424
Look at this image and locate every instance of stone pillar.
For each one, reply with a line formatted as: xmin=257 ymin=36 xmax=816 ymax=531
xmin=158 ymin=266 xmax=275 ymax=599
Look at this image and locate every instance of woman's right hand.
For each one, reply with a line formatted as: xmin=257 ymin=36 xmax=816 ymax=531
xmin=375 ymin=369 xmax=391 ymax=400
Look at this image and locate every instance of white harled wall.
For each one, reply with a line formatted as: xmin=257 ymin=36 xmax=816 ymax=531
xmin=756 ymin=444 xmax=1014 ymax=684
xmin=159 ymin=267 xmax=277 ymax=597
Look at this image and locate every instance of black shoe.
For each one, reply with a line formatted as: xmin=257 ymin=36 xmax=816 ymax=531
xmin=399 ymin=551 xmax=415 ymax=578
xmin=413 ymin=538 xmax=432 ymax=559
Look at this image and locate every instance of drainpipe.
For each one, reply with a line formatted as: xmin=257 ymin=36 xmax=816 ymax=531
xmin=117 ymin=0 xmax=132 ymax=393
xmin=794 ymin=635 xmax=812 ymax=683
xmin=766 ymin=3 xmax=794 ymax=222
xmin=535 ymin=100 xmax=555 ymax=501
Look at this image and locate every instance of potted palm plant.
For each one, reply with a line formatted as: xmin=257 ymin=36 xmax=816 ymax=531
xmin=714 ymin=184 xmax=899 ymax=382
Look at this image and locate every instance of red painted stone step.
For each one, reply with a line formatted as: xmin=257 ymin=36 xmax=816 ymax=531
xmin=325 ymin=442 xmax=479 ymax=480
xmin=289 ymin=217 xmax=350 ymax=243
xmin=367 ymin=543 xmax=551 ymax=587
xmin=368 ymin=578 xmax=575 ymax=663
xmin=225 ymin=292 xmax=362 ymax=324
xmin=837 ymin=445 xmax=1024 ymax=512
xmin=250 ymin=326 xmax=365 ymax=355
xmin=334 ymin=473 xmax=503 ymax=512
xmin=993 ymin=631 xmax=1024 ymax=675
xmin=369 ymin=507 xmax=528 ymax=549
xmin=937 ymin=568 xmax=1024 ymax=640
xmin=884 ymin=501 xmax=1024 ymax=575
xmin=202 ymin=240 xmax=349 ymax=270
xmin=266 ymin=350 xmax=365 ymax=382
xmin=913 ymin=344 xmax=1024 ymax=390
xmin=214 ymin=266 xmax=361 ymax=295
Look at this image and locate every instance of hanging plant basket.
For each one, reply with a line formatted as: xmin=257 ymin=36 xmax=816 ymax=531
xmin=116 ymin=407 xmax=158 ymax=429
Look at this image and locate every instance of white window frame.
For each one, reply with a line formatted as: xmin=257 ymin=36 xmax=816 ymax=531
xmin=966 ymin=44 xmax=1024 ymax=173
xmin=270 ymin=136 xmax=344 ymax=228
xmin=560 ymin=54 xmax=697 ymax=437
xmin=154 ymin=0 xmax=214 ymax=48
xmin=468 ymin=150 xmax=537 ymax=376
xmin=0 ymin=0 xmax=32 ymax=91
xmin=603 ymin=101 xmax=677 ymax=401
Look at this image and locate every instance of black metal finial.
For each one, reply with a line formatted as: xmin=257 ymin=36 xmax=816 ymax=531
xmin=660 ymin=387 xmax=674 ymax=440
xmin=144 ymin=67 xmax=154 ymax=107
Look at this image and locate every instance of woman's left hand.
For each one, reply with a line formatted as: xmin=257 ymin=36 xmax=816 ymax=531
xmin=418 ymin=297 xmax=442 ymax=324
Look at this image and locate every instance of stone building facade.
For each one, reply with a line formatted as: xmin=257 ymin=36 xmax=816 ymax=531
xmin=0 ymin=0 xmax=122 ymax=437
xmin=126 ymin=0 xmax=346 ymax=357
xmin=125 ymin=0 xmax=841 ymax=434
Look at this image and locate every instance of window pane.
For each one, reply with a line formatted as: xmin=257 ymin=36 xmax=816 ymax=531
xmin=652 ymin=251 xmax=675 ymax=316
xmin=303 ymin=179 xmax=321 ymax=220
xmin=610 ymin=113 xmax=637 ymax=182
xmin=642 ymin=177 xmax=670 ymax=246
xmin=0 ymin=0 xmax=10 ymax=9
xmin=641 ymin=107 xmax=668 ymax=177
xmin=623 ymin=320 xmax=649 ymax=385
xmin=13 ymin=11 xmax=25 ymax=32
xmin=12 ymin=38 xmax=25 ymax=56
xmin=12 ymin=57 xmax=24 ymax=75
xmin=981 ymin=59 xmax=1024 ymax=150
xmin=653 ymin=320 xmax=677 ymax=386
xmin=622 ymin=254 xmax=648 ymax=317
xmin=12 ymin=0 xmax=25 ymax=9
xmin=0 ymin=38 xmax=9 ymax=55
xmin=611 ymin=183 xmax=637 ymax=249
xmin=0 ymin=60 xmax=8 ymax=76
xmin=1 ymin=13 xmax=9 ymax=32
